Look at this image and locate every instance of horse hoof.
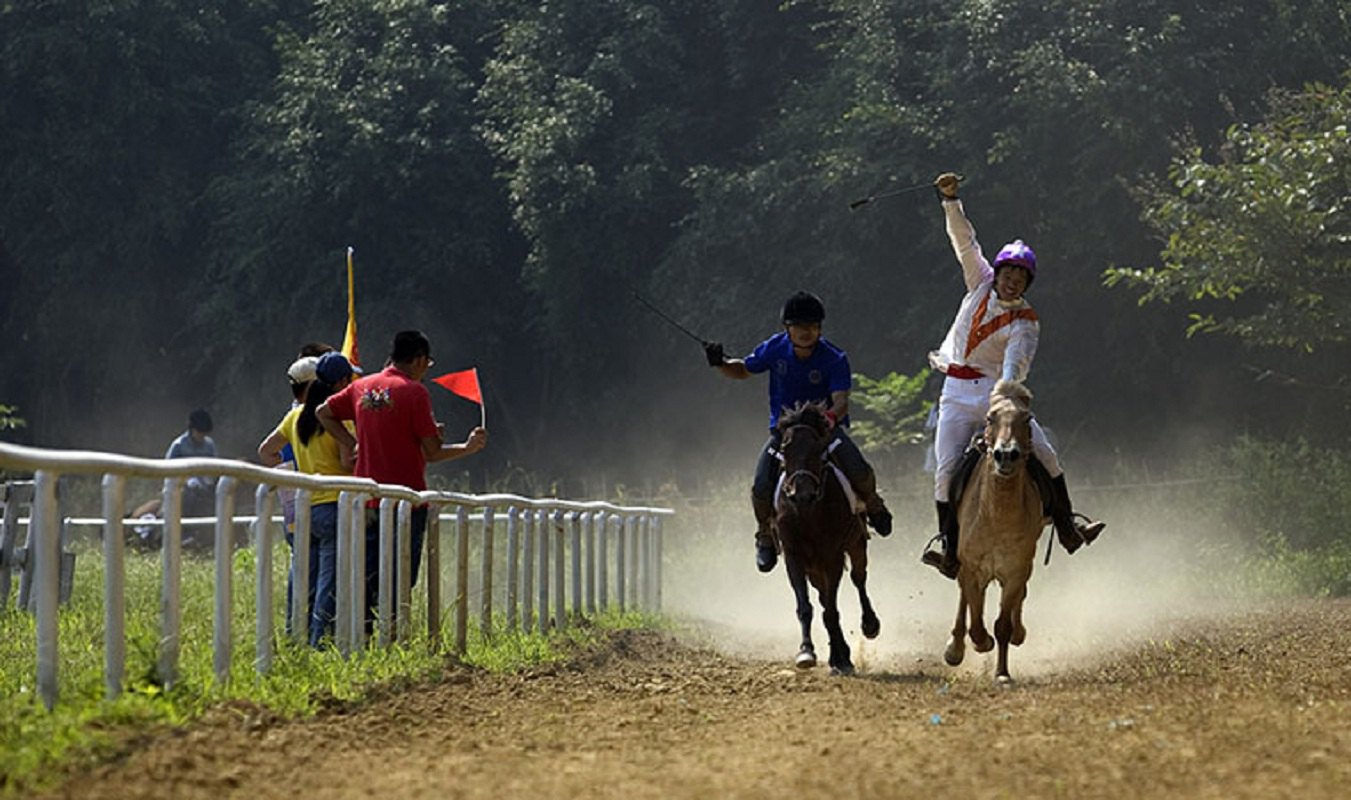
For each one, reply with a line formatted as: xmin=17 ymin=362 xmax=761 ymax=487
xmin=795 ymin=648 xmax=817 ymax=669
xmin=972 ymin=635 xmax=994 ymax=654
xmin=943 ymin=639 xmax=964 ymax=666
xmin=830 ymin=663 xmax=855 ymax=677
xmin=996 ymin=674 xmax=1014 ymax=686
xmin=861 ymin=614 xmax=880 ymax=640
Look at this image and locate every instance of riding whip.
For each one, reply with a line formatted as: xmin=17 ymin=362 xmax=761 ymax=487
xmin=849 ymin=174 xmax=965 ymax=211
xmin=631 ymin=291 xmax=710 ymax=346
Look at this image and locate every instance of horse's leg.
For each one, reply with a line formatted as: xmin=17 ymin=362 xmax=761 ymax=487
xmin=994 ymin=575 xmax=1029 ymax=683
xmin=819 ymin=568 xmax=853 ymax=676
xmin=944 ymin=585 xmax=968 ymax=666
xmin=846 ymin=539 xmax=880 ymax=640
xmin=968 ymin=576 xmax=994 ymax=653
xmin=785 ymin=556 xmax=816 ymax=669
xmin=1010 ymin=580 xmax=1028 ymax=647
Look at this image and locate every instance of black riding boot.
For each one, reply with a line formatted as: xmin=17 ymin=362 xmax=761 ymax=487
xmin=752 ymin=491 xmax=778 ymax=573
xmin=921 ymin=501 xmax=960 ymax=579
xmin=1049 ymin=474 xmax=1105 ymax=554
xmin=830 ymin=431 xmax=892 ymax=536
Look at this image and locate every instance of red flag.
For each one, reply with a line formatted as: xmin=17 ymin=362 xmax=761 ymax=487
xmin=431 ymin=368 xmax=482 ymax=404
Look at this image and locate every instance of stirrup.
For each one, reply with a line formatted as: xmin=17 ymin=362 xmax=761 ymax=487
xmin=1056 ymin=524 xmax=1085 ymax=555
xmin=920 ymin=534 xmax=959 ymax=580
xmin=1073 ymin=513 xmax=1105 ymax=546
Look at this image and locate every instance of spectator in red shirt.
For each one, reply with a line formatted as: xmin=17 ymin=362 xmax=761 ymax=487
xmin=317 ymin=330 xmax=487 ymax=630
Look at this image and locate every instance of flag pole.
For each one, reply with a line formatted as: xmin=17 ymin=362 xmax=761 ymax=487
xmin=475 ymin=367 xmax=486 ymax=429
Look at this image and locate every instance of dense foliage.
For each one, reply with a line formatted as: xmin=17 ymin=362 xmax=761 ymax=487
xmin=1107 ymin=80 xmax=1351 ymax=355
xmin=2 ymin=0 xmax=1349 ymax=489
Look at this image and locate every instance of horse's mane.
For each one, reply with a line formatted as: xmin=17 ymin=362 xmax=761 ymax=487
xmin=778 ymin=401 xmax=831 ymax=433
xmin=992 ymin=379 xmax=1032 ymax=408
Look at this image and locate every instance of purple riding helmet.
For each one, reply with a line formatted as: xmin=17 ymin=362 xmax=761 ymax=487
xmin=993 ymin=239 xmax=1037 ymax=286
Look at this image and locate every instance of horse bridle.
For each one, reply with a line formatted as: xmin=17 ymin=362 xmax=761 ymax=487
xmin=777 ymin=423 xmax=834 ymax=494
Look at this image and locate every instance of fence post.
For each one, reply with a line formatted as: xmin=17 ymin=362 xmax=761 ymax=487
xmin=522 ymin=507 xmax=535 ymax=631
xmin=597 ymin=512 xmax=609 ymax=613
xmin=554 ymin=510 xmax=566 ymax=632
xmin=100 ymin=474 xmax=126 ymax=700
xmin=648 ymin=513 xmax=659 ymax=613
xmin=455 ymin=505 xmax=469 ymax=653
xmin=33 ymin=470 xmax=60 ymax=711
xmin=254 ymin=485 xmax=275 ymax=675
xmin=396 ymin=499 xmax=412 ymax=644
xmin=0 ymin=482 xmax=25 ymax=613
xmin=584 ymin=511 xmax=596 ymax=615
xmin=537 ymin=509 xmax=550 ymax=636
xmin=636 ymin=514 xmax=648 ymax=611
xmin=481 ymin=505 xmax=495 ymax=638
xmin=376 ymin=498 xmax=396 ymax=647
xmin=570 ymin=511 xmax=582 ymax=618
xmin=627 ymin=514 xmax=640 ymax=611
xmin=212 ymin=477 xmax=237 ymax=686
xmin=505 ymin=507 xmax=519 ymax=631
xmin=335 ymin=491 xmax=352 ymax=655
xmin=158 ymin=477 xmax=184 ymax=690
xmin=616 ymin=514 xmax=627 ymax=612
xmin=350 ymin=493 xmax=369 ymax=652
xmin=426 ymin=504 xmax=441 ymax=648
xmin=291 ymin=488 xmax=312 ymax=645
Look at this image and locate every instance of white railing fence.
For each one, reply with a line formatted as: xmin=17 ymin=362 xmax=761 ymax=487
xmin=0 ymin=442 xmax=672 ymax=710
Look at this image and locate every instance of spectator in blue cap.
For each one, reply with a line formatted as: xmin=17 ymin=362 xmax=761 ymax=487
xmin=258 ymin=351 xmax=357 ymax=646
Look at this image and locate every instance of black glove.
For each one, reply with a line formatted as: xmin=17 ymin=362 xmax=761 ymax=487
xmin=704 ymin=342 xmax=726 ymax=367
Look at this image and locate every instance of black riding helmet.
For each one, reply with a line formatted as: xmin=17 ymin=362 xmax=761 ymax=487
xmin=781 ymin=291 xmax=825 ymax=325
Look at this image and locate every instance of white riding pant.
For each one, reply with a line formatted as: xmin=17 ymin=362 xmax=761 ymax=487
xmin=933 ymin=375 xmax=1062 ymax=502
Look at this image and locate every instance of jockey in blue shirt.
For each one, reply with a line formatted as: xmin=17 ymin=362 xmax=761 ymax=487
xmin=705 ymin=291 xmax=892 ymax=572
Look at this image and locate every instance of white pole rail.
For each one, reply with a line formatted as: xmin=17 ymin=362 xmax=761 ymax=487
xmin=0 ymin=442 xmax=673 ymax=711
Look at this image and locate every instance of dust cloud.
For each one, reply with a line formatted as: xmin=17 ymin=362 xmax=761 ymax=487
xmin=659 ymin=471 xmax=1263 ymax=679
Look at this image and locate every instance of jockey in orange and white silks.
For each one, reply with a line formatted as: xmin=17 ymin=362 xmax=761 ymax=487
xmin=921 ymin=172 xmax=1105 ymax=579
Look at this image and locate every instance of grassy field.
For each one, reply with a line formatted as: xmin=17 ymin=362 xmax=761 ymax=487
xmin=0 ymin=535 xmax=655 ymax=796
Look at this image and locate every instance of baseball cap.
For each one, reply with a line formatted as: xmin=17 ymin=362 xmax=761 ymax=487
xmin=287 ymin=356 xmax=319 ymax=385
xmin=315 ymin=352 xmax=355 ymax=385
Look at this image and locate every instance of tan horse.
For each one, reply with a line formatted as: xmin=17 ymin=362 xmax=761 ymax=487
xmin=943 ymin=380 xmax=1044 ymax=683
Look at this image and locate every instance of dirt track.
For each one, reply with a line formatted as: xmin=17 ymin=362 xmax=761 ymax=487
xmin=39 ymin=598 xmax=1351 ymax=799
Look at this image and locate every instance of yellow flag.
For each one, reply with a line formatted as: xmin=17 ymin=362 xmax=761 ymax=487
xmin=341 ymin=246 xmax=361 ymax=370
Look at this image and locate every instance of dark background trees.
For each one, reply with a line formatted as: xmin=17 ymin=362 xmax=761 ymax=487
xmin=2 ymin=0 xmax=1348 ymax=494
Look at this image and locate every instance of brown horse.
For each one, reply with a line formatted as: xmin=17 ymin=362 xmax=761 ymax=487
xmin=774 ymin=403 xmax=880 ymax=675
xmin=943 ymin=380 xmax=1044 ymax=683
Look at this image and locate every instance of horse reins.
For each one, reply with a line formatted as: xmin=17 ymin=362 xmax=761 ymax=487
xmin=776 ymin=423 xmax=836 ymax=492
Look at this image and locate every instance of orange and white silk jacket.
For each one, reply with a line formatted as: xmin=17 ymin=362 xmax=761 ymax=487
xmin=927 ymin=198 xmax=1040 ymax=383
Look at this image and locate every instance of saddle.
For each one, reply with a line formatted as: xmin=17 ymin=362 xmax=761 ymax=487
xmin=947 ymin=431 xmax=1054 ymax=516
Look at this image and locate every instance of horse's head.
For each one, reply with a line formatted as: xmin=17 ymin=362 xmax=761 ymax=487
xmin=776 ymin=402 xmax=832 ymax=507
xmin=984 ymin=380 xmax=1034 ymax=478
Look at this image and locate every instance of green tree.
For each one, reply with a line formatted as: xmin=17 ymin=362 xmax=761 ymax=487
xmin=0 ymin=1 xmax=299 ymax=447
xmin=849 ymin=370 xmax=931 ymax=457
xmin=1105 ymin=77 xmax=1351 ymax=353
xmin=202 ymin=0 xmax=527 ymax=436
xmin=0 ymin=404 xmax=24 ymax=433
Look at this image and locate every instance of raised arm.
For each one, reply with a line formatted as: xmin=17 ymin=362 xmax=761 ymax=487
xmin=943 ymin=200 xmax=994 ymax=292
xmin=934 ymin=172 xmax=993 ymax=292
xmin=703 ymin=342 xmax=752 ymax=379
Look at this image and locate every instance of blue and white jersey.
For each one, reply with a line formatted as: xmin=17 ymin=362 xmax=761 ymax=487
xmin=743 ymin=332 xmax=852 ymax=430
